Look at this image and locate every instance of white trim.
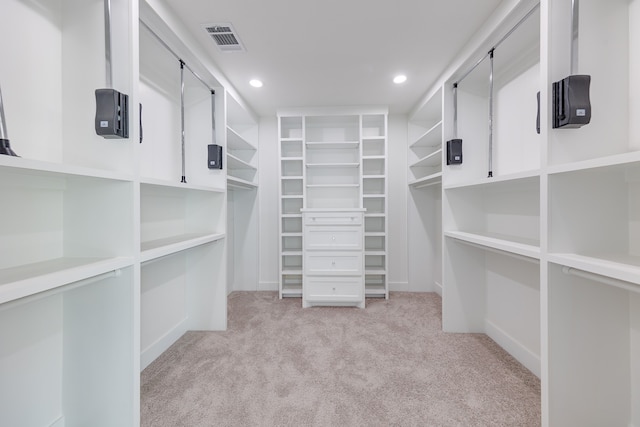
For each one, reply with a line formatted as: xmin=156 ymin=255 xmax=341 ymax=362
xmin=485 ymin=319 xmax=541 ymax=379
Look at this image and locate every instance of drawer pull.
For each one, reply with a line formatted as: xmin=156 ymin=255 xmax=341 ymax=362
xmin=332 ymin=236 xmax=336 ymax=241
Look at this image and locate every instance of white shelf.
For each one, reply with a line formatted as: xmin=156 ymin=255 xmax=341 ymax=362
xmin=0 ymin=256 xmax=134 ymax=305
xmin=548 ymin=253 xmax=640 ymax=287
xmin=410 ymin=120 xmax=442 ymax=148
xmin=306 ymin=163 xmax=360 ymax=168
xmin=410 ymin=149 xmax=442 ymax=168
xmin=305 ymin=141 xmax=359 ymax=149
xmin=141 ymin=232 xmax=226 ymax=263
xmin=444 ymin=169 xmax=540 ymax=190
xmin=365 ymin=251 xmax=386 ymax=256
xmin=227 ymin=153 xmax=257 ymax=170
xmin=409 ymin=172 xmax=442 ymax=188
xmin=445 ymin=230 xmax=540 ymax=260
xmin=362 ymin=135 xmax=386 ymax=141
xmin=0 ymin=155 xmax=134 ymax=183
xmin=547 ymin=150 xmax=640 ymax=176
xmin=362 ymin=155 xmax=385 ymax=160
xmin=363 ymin=194 xmax=385 ymax=198
xmin=282 ymin=156 xmax=304 ymax=161
xmin=306 ymin=184 xmax=360 ymax=188
xmin=365 ymin=268 xmax=387 ymax=275
xmin=227 ymin=175 xmax=257 ymax=190
xmin=141 ymin=176 xmax=225 ymax=193
xmin=227 ymin=126 xmax=257 ymax=151
xmin=365 ymin=286 xmax=387 ymax=296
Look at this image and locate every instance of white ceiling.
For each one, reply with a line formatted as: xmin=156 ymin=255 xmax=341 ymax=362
xmin=161 ymin=0 xmax=503 ymax=117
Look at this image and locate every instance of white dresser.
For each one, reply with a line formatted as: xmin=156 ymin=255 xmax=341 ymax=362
xmin=302 ymin=209 xmax=365 ymax=308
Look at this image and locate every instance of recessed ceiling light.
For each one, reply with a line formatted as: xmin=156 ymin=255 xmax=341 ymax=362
xmin=393 ymin=74 xmax=407 ymax=84
xmin=249 ymin=79 xmax=263 ymax=88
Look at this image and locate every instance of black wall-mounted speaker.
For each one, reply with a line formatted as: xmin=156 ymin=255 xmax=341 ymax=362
xmin=552 ymin=75 xmax=591 ymax=129
xmin=446 ymin=139 xmax=463 ymax=165
xmin=208 ymin=144 xmax=223 ymax=169
xmin=95 ymin=88 xmax=129 ymax=139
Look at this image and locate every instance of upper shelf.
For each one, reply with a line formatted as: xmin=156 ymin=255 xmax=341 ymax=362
xmin=227 ymin=175 xmax=258 ymax=190
xmin=409 ymin=172 xmax=443 ymax=189
xmin=410 ymin=121 xmax=442 ymax=148
xmin=227 ymin=126 xmax=257 ymax=152
xmin=227 ymin=153 xmax=257 ymax=171
xmin=305 ymin=141 xmax=360 ymax=149
xmin=410 ymin=149 xmax=442 ymax=168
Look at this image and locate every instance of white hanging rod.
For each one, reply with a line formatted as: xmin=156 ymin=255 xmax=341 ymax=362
xmin=140 ymin=20 xmax=215 ymax=94
xmin=0 ymin=269 xmax=122 ymax=313
xmin=453 ymin=2 xmax=540 ymax=86
xmin=561 ymin=266 xmax=640 ymax=295
xmin=451 ymin=238 xmax=540 ymax=264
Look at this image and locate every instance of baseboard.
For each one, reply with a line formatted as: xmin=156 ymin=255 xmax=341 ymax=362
xmin=389 ymin=281 xmax=410 ymax=292
xmin=484 ymin=319 xmax=540 ymax=378
xmin=50 ymin=416 xmax=65 ymax=427
xmin=141 ymin=317 xmax=188 ymax=371
xmin=433 ymin=281 xmax=442 ymax=296
xmin=258 ymin=281 xmax=279 ymax=291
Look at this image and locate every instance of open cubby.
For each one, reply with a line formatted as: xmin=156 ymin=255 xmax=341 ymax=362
xmin=281 ymin=140 xmax=303 ymax=158
xmin=140 ymin=182 xmax=224 ymax=258
xmin=548 ymin=262 xmax=639 ymax=426
xmin=282 ymin=197 xmax=303 ymax=215
xmin=361 ymin=114 xmax=386 ymax=137
xmin=141 ymin=241 xmax=226 ymax=369
xmin=280 ymin=116 xmax=303 ymax=139
xmin=0 ymin=266 xmax=135 ymax=427
xmin=305 ymin=115 xmax=359 ymax=142
xmin=281 ymin=160 xmax=303 ymax=177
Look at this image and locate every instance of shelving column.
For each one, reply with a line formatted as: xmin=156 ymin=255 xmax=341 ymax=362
xmin=278 ymin=115 xmax=305 ymax=297
xmin=362 ymin=113 xmax=389 ymax=298
xmin=225 ymin=91 xmax=259 ymax=293
xmin=138 ymin=6 xmax=228 ymax=371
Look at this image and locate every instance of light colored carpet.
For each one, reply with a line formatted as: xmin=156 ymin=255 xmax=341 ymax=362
xmin=141 ymin=292 xmax=540 ymax=426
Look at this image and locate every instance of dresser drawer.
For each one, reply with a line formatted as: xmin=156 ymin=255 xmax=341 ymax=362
xmin=304 ymin=226 xmax=362 ymax=250
xmin=305 ymin=252 xmax=362 ymax=275
xmin=303 ymin=211 xmax=363 ymax=225
xmin=304 ymin=276 xmax=363 ymax=302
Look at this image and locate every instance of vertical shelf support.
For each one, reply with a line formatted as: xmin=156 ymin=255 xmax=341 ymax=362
xmin=180 ymin=60 xmax=186 ymax=183
xmin=488 ymin=48 xmax=495 ymax=178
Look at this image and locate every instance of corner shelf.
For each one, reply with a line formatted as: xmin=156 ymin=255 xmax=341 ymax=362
xmin=409 ymin=172 xmax=442 ymax=188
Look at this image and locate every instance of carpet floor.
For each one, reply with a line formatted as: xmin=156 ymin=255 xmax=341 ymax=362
xmin=141 ymin=292 xmax=540 ymax=426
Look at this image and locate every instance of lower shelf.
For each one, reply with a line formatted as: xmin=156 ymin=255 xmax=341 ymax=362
xmin=0 ymin=256 xmax=134 ymax=305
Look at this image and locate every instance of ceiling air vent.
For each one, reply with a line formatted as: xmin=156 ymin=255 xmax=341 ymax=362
xmin=203 ymin=23 xmax=246 ymax=52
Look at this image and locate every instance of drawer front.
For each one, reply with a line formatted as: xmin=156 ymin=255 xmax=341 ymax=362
xmin=305 ymin=252 xmax=363 ymax=276
xmin=304 ymin=276 xmax=363 ymax=302
xmin=304 ymin=226 xmax=362 ymax=250
xmin=303 ymin=212 xmax=363 ymax=226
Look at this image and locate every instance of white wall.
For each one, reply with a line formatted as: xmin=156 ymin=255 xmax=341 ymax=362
xmin=258 ymin=116 xmax=280 ymax=291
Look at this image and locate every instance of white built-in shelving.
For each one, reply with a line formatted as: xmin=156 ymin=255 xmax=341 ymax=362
xmin=407 ymin=85 xmax=444 ymax=295
xmin=138 ymin=4 xmax=228 ymax=374
xmin=440 ymin=0 xmax=542 ymax=383
xmin=225 ymin=92 xmax=260 ymax=293
xmin=418 ymin=0 xmax=640 ymax=425
xmin=0 ymin=0 xmax=233 ymax=424
xmin=278 ymin=109 xmax=388 ymax=301
xmin=0 ymin=0 xmax=138 ymax=425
